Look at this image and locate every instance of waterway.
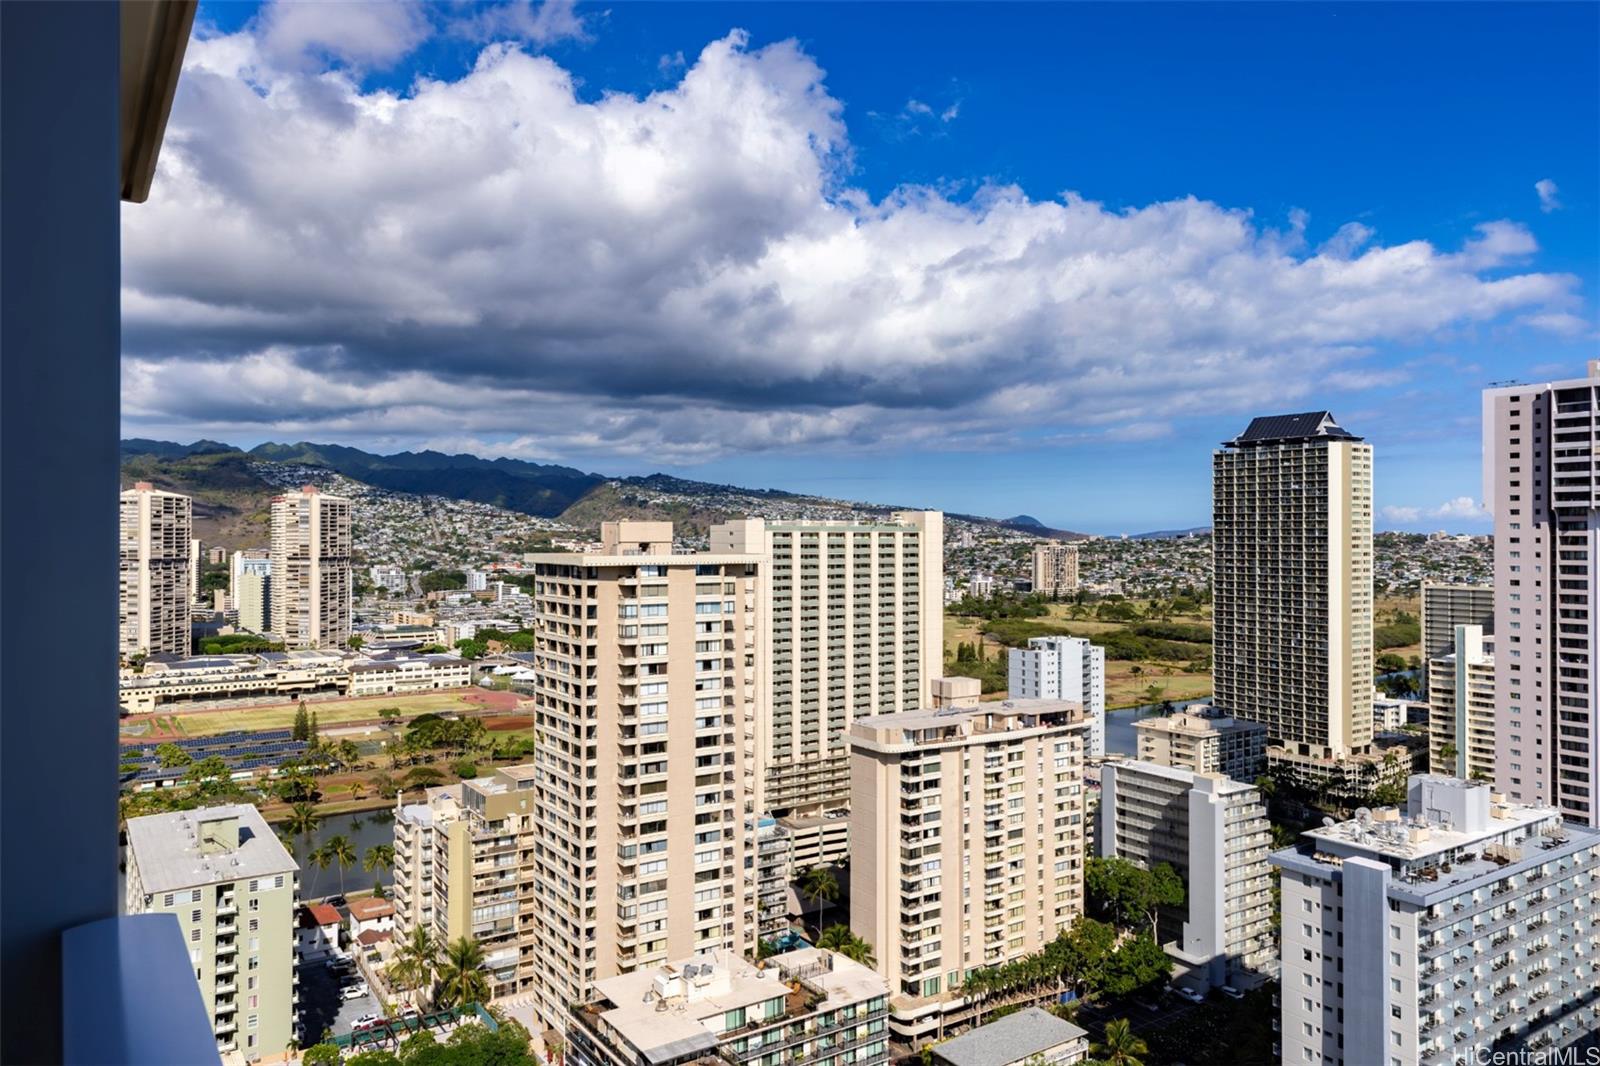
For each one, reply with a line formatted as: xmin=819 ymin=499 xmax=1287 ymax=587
xmin=285 ymin=808 xmax=396 ymax=901
xmin=1103 ymin=698 xmax=1213 ymax=757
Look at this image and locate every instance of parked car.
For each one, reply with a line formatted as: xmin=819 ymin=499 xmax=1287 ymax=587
xmin=1220 ymin=985 xmax=1245 ymax=1000
xmin=353 ymin=1014 xmax=380 ymax=1029
xmin=1175 ymin=986 xmax=1206 ymax=1003
xmin=341 ymin=983 xmax=369 ymax=1000
xmin=326 ymin=895 xmax=348 ymax=908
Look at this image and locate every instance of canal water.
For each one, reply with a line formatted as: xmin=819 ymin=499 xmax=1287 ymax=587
xmin=284 ymin=808 xmax=397 ymax=901
xmin=1103 ymin=698 xmax=1212 ymax=756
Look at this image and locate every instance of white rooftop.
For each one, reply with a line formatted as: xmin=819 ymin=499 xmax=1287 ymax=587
xmin=126 ymin=804 xmax=297 ymax=895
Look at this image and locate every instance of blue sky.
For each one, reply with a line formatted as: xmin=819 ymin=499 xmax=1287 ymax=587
xmin=123 ymin=1 xmax=1598 ymax=534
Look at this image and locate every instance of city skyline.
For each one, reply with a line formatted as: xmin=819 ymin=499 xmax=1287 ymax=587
xmin=120 ymin=1 xmax=1599 ymax=534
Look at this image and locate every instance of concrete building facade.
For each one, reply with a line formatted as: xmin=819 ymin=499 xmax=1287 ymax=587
xmin=1213 ymin=412 xmax=1374 ymax=763
xmin=711 ymin=513 xmax=943 ymax=841
xmin=1427 ymin=625 xmax=1496 ymax=781
xmin=1483 ymin=362 xmax=1600 ymax=824
xmin=523 ymin=521 xmax=764 ymax=1035
xmin=849 ymin=699 xmax=1089 ymax=1041
xmin=568 ymin=948 xmax=890 ymax=1066
xmin=231 ymin=552 xmax=271 ymax=635
xmin=1419 ymin=581 xmax=1493 ymax=694
xmin=123 ymin=805 xmax=300 ymax=1061
xmin=1008 ymin=636 xmax=1106 ymax=758
xmin=1098 ymin=760 xmax=1274 ymax=987
xmin=120 ymin=482 xmax=193 ymax=658
xmin=1133 ymin=708 xmax=1267 ymax=781
xmin=391 ymin=767 xmax=539 ymax=999
xmin=269 ymin=486 xmax=352 ymax=649
xmin=1273 ymin=775 xmax=1600 ymax=1066
xmin=1030 ymin=542 xmax=1080 ymax=599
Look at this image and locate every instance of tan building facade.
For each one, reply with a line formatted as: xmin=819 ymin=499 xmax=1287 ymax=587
xmin=124 ymin=805 xmax=299 ymax=1061
xmin=523 ymin=521 xmax=764 ymax=1035
xmin=1030 ymin=542 xmax=1079 ymax=598
xmin=711 ymin=513 xmax=943 ymax=832
xmin=269 ymin=486 xmax=352 ymax=649
xmin=849 ymin=699 xmax=1089 ymax=1041
xmin=1133 ymin=708 xmax=1266 ymax=782
xmin=120 ymin=482 xmax=193 ymax=657
xmin=1213 ymin=411 xmax=1374 ymax=761
xmin=1427 ymin=625 xmax=1496 ymax=781
xmin=392 ymin=768 xmax=539 ymax=998
xmin=1483 ymin=362 xmax=1600 ymax=824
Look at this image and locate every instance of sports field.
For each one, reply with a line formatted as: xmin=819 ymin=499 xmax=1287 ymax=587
xmin=127 ymin=688 xmax=519 ymax=739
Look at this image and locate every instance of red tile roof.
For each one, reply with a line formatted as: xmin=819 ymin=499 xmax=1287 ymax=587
xmin=356 ymin=929 xmax=392 ymax=947
xmin=347 ymin=897 xmax=396 ymax=921
xmin=306 ymin=902 xmax=341 ymax=926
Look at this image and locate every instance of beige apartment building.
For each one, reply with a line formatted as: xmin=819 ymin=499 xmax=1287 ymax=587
xmin=1213 ymin=411 xmax=1375 ymax=763
xmin=123 ymin=805 xmax=299 ymax=1061
xmin=1098 ymin=759 xmax=1274 ymax=987
xmin=711 ymin=513 xmax=942 ymax=860
xmin=1133 ymin=707 xmax=1267 ymax=782
xmin=120 ymin=482 xmax=193 ymax=658
xmin=849 ymin=699 xmax=1089 ymax=1041
xmin=392 ymin=767 xmax=539 ymax=998
xmin=1030 ymin=541 xmax=1079 ymax=598
xmin=1483 ymin=362 xmax=1600 ymax=824
xmin=231 ymin=550 xmax=271 ymax=634
xmin=1419 ymin=581 xmax=1493 ymax=693
xmin=522 ymin=521 xmax=764 ymax=1035
xmin=1428 ymin=625 xmax=1497 ymax=781
xmin=269 ymin=486 xmax=352 ymax=649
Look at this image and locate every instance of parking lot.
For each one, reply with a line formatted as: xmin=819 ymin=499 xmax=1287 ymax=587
xmin=297 ymin=954 xmax=379 ymax=1043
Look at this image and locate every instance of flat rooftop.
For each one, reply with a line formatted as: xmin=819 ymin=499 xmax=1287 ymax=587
xmin=581 ymin=948 xmax=885 ymax=1065
xmin=852 ymin=698 xmax=1085 ymax=750
xmin=933 ymin=1006 xmax=1087 ymax=1066
xmin=126 ymin=804 xmax=297 ymax=895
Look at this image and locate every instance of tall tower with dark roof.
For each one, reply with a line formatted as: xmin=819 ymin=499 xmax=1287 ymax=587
xmin=1212 ymin=411 xmax=1374 ymax=760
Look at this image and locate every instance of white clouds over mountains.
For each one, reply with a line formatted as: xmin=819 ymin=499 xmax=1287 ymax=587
xmin=121 ymin=12 xmax=1584 ymax=464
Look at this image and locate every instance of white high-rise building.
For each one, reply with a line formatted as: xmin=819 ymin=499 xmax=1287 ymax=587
xmin=189 ymin=537 xmax=203 ymax=606
xmin=1483 ymin=362 xmax=1600 ymax=824
xmin=269 ymin=486 xmax=352 ymax=649
xmin=369 ymin=564 xmax=407 ymax=593
xmin=1099 ymin=759 xmax=1274 ymax=987
xmin=119 ymin=482 xmax=193 ymax=658
xmin=1031 ymin=541 xmax=1080 ymax=598
xmin=711 ymin=512 xmax=943 ymax=863
xmin=1008 ymin=636 xmax=1105 ymax=757
xmin=1427 ymin=625 xmax=1496 ymax=781
xmin=1273 ymin=775 xmax=1600 ymax=1066
xmin=1213 ymin=411 xmax=1374 ymax=763
xmin=465 ymin=569 xmax=488 ymax=592
xmin=230 ymin=551 xmax=271 ymax=635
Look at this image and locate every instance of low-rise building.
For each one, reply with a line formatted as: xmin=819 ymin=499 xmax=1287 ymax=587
xmin=1273 ymin=775 xmax=1600 ymax=1066
xmin=346 ymin=654 xmax=471 ymax=696
xmin=930 ymin=1006 xmax=1089 ymax=1066
xmin=297 ymin=902 xmax=342 ymax=961
xmin=1099 ymin=759 xmax=1274 ymax=986
xmin=123 ymin=805 xmax=300 ymax=1061
xmin=850 ymin=699 xmax=1089 ymax=1041
xmin=568 ymin=948 xmax=890 ymax=1066
xmin=346 ymin=896 xmax=395 ymax=944
xmin=1133 ymin=707 xmax=1266 ymax=781
xmin=1427 ymin=625 xmax=1496 ymax=781
xmin=1266 ymin=740 xmax=1418 ymax=805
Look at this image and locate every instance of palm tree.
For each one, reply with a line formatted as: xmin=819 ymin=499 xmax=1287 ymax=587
xmin=839 ymin=936 xmax=874 ymax=967
xmin=323 ymin=834 xmax=357 ymax=896
xmin=393 ymin=924 xmax=439 ymax=1006
xmin=800 ymin=866 xmax=840 ymax=939
xmin=544 ymin=1032 xmax=566 ymax=1066
xmin=285 ymin=801 xmax=321 ymax=837
xmin=1093 ymin=1018 xmax=1149 ymax=1066
xmin=436 ymin=936 xmax=491 ymax=1008
xmin=364 ymin=843 xmax=395 ymax=876
xmin=816 ymin=924 xmax=853 ymax=952
xmin=347 ymin=780 xmax=366 ymax=803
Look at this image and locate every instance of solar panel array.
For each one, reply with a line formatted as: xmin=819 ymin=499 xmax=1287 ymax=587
xmin=120 ymin=729 xmax=311 ymax=788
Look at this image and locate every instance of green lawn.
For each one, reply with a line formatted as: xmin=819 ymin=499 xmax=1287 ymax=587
xmin=172 ymin=691 xmax=488 ymax=736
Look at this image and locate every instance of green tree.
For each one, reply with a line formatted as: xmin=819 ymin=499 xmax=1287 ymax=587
xmin=392 ymin=924 xmax=439 ymax=1005
xmin=348 ymin=634 xmax=365 ymax=651
xmin=801 ymin=866 xmax=840 ymax=938
xmin=292 ymin=702 xmax=310 ymax=743
xmin=365 ymin=843 xmax=396 ymax=876
xmin=323 ymin=834 xmax=358 ymax=896
xmin=379 ymin=706 xmax=403 ymax=728
xmin=454 ymin=638 xmax=488 ymax=660
xmin=309 ymin=710 xmax=321 ymax=747
xmin=285 ymin=801 xmax=322 ymax=837
xmin=436 ymin=936 xmax=491 ymax=1008
xmin=302 ymin=1044 xmax=343 ymax=1066
xmin=1093 ymin=1017 xmax=1149 ymax=1066
xmin=1094 ymin=934 xmax=1171 ymax=998
xmin=156 ymin=743 xmax=192 ymax=769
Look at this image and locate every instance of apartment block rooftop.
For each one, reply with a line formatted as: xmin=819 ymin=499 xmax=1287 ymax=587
xmin=1223 ymin=410 xmax=1363 ymax=446
xmin=850 ymin=698 xmax=1086 ymax=753
xmin=574 ymin=948 xmax=887 ymax=1065
xmin=1275 ymin=775 xmax=1599 ymax=900
xmin=125 ymin=804 xmax=297 ymax=895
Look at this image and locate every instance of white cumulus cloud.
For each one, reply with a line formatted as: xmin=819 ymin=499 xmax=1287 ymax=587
xmin=1535 ymin=178 xmax=1561 ymax=213
xmin=121 ymin=29 xmax=1585 ymax=464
